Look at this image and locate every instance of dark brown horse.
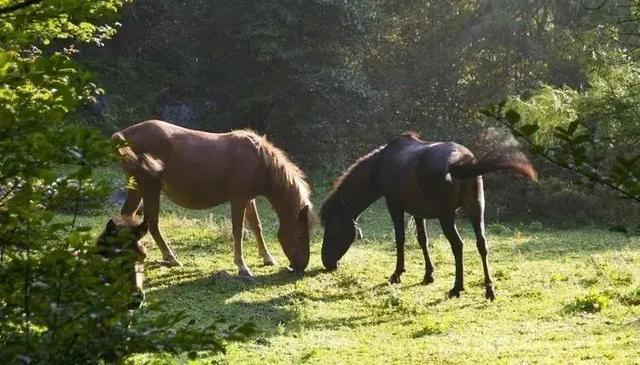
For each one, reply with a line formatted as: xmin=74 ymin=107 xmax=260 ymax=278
xmin=320 ymin=132 xmax=537 ymax=300
xmin=112 ymin=120 xmax=313 ymax=276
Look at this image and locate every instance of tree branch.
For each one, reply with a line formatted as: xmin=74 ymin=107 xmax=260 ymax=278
xmin=492 ymin=113 xmax=640 ymax=203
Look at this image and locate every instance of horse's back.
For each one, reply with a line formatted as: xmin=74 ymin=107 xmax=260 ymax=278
xmin=378 ymin=134 xmax=480 ymax=218
xmin=115 ymin=121 xmax=267 ymax=208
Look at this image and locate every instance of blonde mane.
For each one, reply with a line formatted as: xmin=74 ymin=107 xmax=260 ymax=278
xmin=234 ymin=130 xmax=313 ymax=220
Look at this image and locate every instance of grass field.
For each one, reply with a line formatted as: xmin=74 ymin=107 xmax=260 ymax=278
xmin=84 ymin=193 xmax=640 ymax=364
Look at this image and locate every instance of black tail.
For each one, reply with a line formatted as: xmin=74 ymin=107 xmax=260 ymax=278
xmin=448 ymin=151 xmax=538 ymax=181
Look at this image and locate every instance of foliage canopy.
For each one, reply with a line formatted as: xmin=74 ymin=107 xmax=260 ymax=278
xmin=0 ymin=1 xmax=252 ymax=363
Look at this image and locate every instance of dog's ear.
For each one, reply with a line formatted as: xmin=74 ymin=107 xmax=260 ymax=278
xmin=106 ymin=219 xmax=117 ymax=234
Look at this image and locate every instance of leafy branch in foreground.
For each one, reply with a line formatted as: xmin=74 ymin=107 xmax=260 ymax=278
xmin=483 ymin=102 xmax=640 ymax=203
xmin=0 ymin=0 xmax=254 ymax=363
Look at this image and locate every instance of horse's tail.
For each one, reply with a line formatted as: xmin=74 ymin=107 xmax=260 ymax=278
xmin=448 ymin=150 xmax=538 ymax=182
xmin=112 ymin=132 xmax=164 ymax=178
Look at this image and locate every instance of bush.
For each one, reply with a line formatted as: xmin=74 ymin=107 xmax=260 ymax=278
xmin=0 ymin=2 xmax=253 ymax=362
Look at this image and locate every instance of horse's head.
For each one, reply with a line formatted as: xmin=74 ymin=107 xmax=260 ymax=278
xmin=321 ymin=208 xmax=357 ymax=271
xmin=97 ymin=217 xmax=148 ymax=309
xmin=278 ymin=205 xmax=312 ymax=272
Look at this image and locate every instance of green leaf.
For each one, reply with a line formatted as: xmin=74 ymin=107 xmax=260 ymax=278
xmin=553 ymin=131 xmax=571 ymax=142
xmin=504 ymin=109 xmax=521 ymax=125
xmin=567 ymin=120 xmax=580 ymax=135
xmin=572 ymin=133 xmax=590 ymax=145
xmin=0 ymin=51 xmax=9 ymax=68
xmin=519 ymin=124 xmax=540 ymax=137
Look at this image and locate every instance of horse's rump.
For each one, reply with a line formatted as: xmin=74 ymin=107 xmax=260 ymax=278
xmin=112 ymin=132 xmax=164 ymax=179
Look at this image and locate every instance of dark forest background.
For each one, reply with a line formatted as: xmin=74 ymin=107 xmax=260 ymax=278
xmin=79 ymin=0 xmax=640 ymax=225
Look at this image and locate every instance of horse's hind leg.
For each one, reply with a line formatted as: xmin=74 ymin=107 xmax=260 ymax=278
xmin=231 ymin=200 xmax=252 ymax=277
xmin=464 ymin=178 xmax=495 ymax=300
xmin=386 ymin=199 xmax=406 ymax=284
xmin=415 ymin=217 xmax=434 ymax=284
xmin=439 ymin=215 xmax=465 ymax=298
xmin=470 ymin=214 xmax=495 ymax=300
xmin=142 ymin=183 xmax=181 ymax=267
xmin=244 ymin=199 xmax=276 ymax=266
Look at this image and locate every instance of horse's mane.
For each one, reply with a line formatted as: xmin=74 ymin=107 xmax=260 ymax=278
xmin=401 ymin=130 xmax=421 ymax=140
xmin=320 ymin=144 xmax=388 ymax=224
xmin=233 ymin=130 xmax=313 ymax=223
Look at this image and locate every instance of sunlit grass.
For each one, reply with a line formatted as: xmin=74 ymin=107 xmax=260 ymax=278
xmin=78 ymin=193 xmax=640 ymax=364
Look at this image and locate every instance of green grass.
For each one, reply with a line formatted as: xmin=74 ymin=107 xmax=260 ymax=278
xmin=80 ymin=195 xmax=640 ymax=364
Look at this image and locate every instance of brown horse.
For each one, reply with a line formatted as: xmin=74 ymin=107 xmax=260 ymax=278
xmin=112 ymin=120 xmax=313 ymax=276
xmin=320 ymin=132 xmax=537 ymax=300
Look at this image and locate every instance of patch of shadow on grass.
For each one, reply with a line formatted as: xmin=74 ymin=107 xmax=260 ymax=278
xmin=145 ymin=267 xmax=326 ymax=340
xmin=145 ymin=267 xmax=204 ymax=287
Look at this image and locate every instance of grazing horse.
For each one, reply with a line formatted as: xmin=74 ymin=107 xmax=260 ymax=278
xmin=112 ymin=120 xmax=313 ymax=276
xmin=320 ymin=132 xmax=537 ymax=300
xmin=97 ymin=217 xmax=148 ymax=309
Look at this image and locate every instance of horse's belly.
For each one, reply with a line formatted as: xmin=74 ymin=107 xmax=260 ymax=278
xmin=401 ymin=181 xmax=459 ymax=219
xmin=161 ymin=179 xmax=229 ymax=210
xmin=404 ymin=201 xmax=440 ymax=219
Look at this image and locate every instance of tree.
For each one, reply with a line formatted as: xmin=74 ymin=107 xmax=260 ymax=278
xmin=0 ymin=1 xmax=252 ymax=362
xmin=484 ymin=52 xmax=640 ymax=204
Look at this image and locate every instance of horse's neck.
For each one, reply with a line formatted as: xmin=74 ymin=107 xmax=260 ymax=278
xmin=340 ymin=177 xmax=381 ymax=220
xmin=266 ymin=192 xmax=298 ymax=223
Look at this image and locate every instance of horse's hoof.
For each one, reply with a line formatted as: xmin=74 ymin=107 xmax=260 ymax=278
xmin=485 ymin=288 xmax=496 ymax=301
xmin=422 ymin=275 xmax=434 ymax=285
xmin=388 ymin=273 xmax=402 ymax=284
xmin=286 ymin=266 xmax=305 ymax=276
xmin=448 ymin=288 xmax=463 ymax=298
xmin=238 ymin=268 xmax=254 ymax=277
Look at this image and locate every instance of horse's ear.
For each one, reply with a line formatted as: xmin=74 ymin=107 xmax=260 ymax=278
xmin=298 ymin=205 xmax=310 ymax=222
xmin=106 ymin=219 xmax=117 ymax=233
xmin=134 ymin=220 xmax=149 ymax=238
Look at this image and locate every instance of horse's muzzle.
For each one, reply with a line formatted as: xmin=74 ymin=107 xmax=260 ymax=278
xmin=289 ymin=253 xmax=309 ymax=273
xmin=321 ymin=253 xmax=338 ymax=271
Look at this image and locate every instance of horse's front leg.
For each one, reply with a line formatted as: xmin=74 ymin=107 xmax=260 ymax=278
xmin=142 ymin=182 xmax=181 ymax=267
xmin=386 ymin=199 xmax=406 ymax=284
xmin=439 ymin=215 xmax=465 ymax=298
xmin=244 ymin=199 xmax=277 ymax=266
xmin=231 ymin=200 xmax=252 ymax=277
xmin=415 ymin=217 xmax=434 ymax=284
